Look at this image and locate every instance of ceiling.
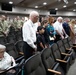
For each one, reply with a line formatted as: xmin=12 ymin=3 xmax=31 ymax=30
xmin=0 ymin=0 xmax=76 ymax=11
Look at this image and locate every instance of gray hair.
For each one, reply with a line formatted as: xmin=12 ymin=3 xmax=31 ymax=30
xmin=29 ymin=11 xmax=39 ymax=18
xmin=57 ymin=17 xmax=63 ymax=21
xmin=0 ymin=44 xmax=6 ymax=49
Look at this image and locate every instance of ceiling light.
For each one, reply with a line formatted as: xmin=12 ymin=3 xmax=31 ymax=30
xmin=9 ymin=1 xmax=13 ymax=4
xmin=43 ymin=2 xmax=47 ymax=5
xmin=74 ymin=2 xmax=76 ymax=4
xmin=73 ymin=9 xmax=76 ymax=11
xmin=63 ymin=5 xmax=67 ymax=8
xmin=35 ymin=6 xmax=38 ymax=8
xmin=55 ymin=8 xmax=58 ymax=10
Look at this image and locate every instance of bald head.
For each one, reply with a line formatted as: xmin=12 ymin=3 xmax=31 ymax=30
xmin=29 ymin=11 xmax=39 ymax=23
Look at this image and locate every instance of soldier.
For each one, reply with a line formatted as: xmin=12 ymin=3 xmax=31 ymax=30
xmin=21 ymin=17 xmax=25 ymax=27
xmin=0 ymin=17 xmax=3 ymax=36
xmin=6 ymin=18 xmax=15 ymax=35
xmin=16 ymin=16 xmax=22 ymax=31
xmin=13 ymin=18 xmax=18 ymax=31
xmin=0 ymin=15 xmax=9 ymax=36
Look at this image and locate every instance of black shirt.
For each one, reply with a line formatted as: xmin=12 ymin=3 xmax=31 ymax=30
xmin=37 ymin=34 xmax=46 ymax=51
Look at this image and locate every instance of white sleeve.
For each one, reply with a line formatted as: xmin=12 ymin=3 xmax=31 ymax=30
xmin=23 ymin=23 xmax=36 ymax=49
xmin=53 ymin=24 xmax=58 ymax=31
xmin=0 ymin=52 xmax=12 ymax=70
xmin=11 ymin=56 xmax=16 ymax=66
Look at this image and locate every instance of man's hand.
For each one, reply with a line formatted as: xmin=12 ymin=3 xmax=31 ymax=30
xmin=61 ymin=35 xmax=64 ymax=39
xmin=33 ymin=45 xmax=37 ymax=52
xmin=45 ymin=45 xmax=47 ymax=48
xmin=65 ymin=34 xmax=68 ymax=38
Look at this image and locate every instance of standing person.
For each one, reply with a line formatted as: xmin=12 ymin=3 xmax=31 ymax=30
xmin=46 ymin=16 xmax=56 ymax=45
xmin=37 ymin=26 xmax=47 ymax=51
xmin=22 ymin=11 xmax=39 ymax=59
xmin=45 ymin=15 xmax=50 ymax=22
xmin=16 ymin=16 xmax=22 ymax=31
xmin=62 ymin=18 xmax=70 ymax=36
xmin=53 ymin=17 xmax=68 ymax=42
xmin=70 ymin=19 xmax=76 ymax=45
xmin=0 ymin=15 xmax=9 ymax=36
xmin=42 ymin=20 xmax=49 ymax=47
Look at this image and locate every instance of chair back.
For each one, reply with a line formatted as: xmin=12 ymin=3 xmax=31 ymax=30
xmin=62 ymin=38 xmax=70 ymax=49
xmin=41 ymin=48 xmax=56 ymax=70
xmin=24 ymin=53 xmax=46 ymax=75
xmin=6 ymin=35 xmax=16 ymax=43
xmin=15 ymin=40 xmax=24 ymax=52
xmin=57 ymin=40 xmax=66 ymax=53
xmin=0 ymin=35 xmax=6 ymax=45
xmin=51 ymin=43 xmax=61 ymax=60
xmin=5 ymin=43 xmax=18 ymax=59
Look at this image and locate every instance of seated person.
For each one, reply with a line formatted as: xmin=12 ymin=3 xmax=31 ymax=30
xmin=37 ymin=26 xmax=47 ymax=51
xmin=0 ymin=44 xmax=16 ymax=75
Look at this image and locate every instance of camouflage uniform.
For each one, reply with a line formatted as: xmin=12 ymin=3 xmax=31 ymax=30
xmin=16 ymin=20 xmax=22 ymax=30
xmin=13 ymin=19 xmax=18 ymax=31
xmin=0 ymin=20 xmax=9 ymax=36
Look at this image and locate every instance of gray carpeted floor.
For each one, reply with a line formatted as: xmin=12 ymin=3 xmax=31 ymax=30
xmin=66 ymin=59 xmax=76 ymax=75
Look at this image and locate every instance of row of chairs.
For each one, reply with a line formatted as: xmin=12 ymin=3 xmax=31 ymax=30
xmin=24 ymin=37 xmax=76 ymax=75
xmin=0 ymin=36 xmax=75 ymax=75
xmin=0 ymin=30 xmax=22 ymax=45
xmin=5 ymin=41 xmax=24 ymax=63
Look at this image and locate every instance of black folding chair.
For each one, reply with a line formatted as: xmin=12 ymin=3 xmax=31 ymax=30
xmin=41 ymin=48 xmax=65 ymax=75
xmin=51 ymin=43 xmax=71 ymax=73
xmin=5 ymin=43 xmax=24 ymax=63
xmin=15 ymin=40 xmax=24 ymax=55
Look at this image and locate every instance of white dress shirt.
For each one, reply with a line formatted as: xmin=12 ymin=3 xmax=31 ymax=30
xmin=33 ymin=22 xmax=39 ymax=33
xmin=22 ymin=20 xmax=36 ymax=49
xmin=0 ymin=52 xmax=16 ymax=70
xmin=53 ymin=21 xmax=64 ymax=35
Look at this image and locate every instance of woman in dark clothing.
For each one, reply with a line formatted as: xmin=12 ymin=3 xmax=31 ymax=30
xmin=41 ymin=20 xmax=50 ymax=47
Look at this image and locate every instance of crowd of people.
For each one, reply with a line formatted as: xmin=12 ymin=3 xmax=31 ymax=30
xmin=0 ymin=15 xmax=27 ymax=36
xmin=0 ymin=11 xmax=76 ymax=74
xmin=22 ymin=11 xmax=76 ymax=59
